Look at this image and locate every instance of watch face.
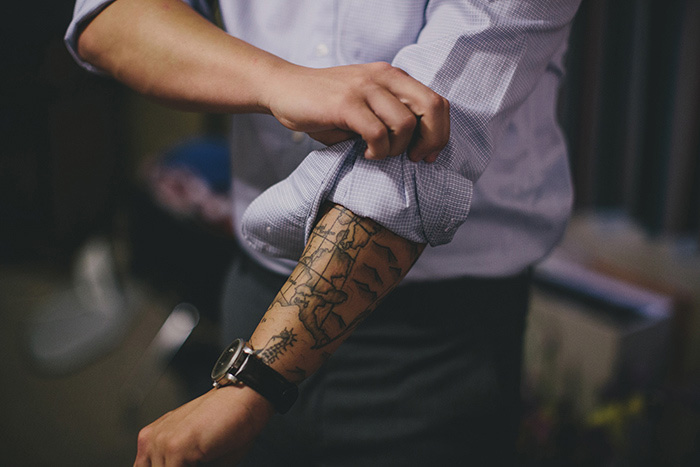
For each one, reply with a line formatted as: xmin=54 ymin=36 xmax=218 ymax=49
xmin=211 ymin=339 xmax=244 ymax=381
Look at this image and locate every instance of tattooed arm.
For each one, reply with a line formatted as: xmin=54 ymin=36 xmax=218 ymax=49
xmin=249 ymin=203 xmax=423 ymax=382
xmin=134 ymin=203 xmax=424 ymax=466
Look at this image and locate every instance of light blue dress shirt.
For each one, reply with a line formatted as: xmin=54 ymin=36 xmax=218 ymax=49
xmin=66 ymin=0 xmax=580 ymax=281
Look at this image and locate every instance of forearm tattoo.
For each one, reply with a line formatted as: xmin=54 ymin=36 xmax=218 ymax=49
xmin=259 ymin=204 xmax=423 ymax=360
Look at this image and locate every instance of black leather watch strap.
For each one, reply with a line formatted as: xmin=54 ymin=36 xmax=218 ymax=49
xmin=237 ymin=349 xmax=299 ymax=414
xmin=212 ymin=339 xmax=299 ymax=414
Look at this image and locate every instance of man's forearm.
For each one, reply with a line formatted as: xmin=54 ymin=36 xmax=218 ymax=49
xmin=248 ymin=203 xmax=424 ymax=383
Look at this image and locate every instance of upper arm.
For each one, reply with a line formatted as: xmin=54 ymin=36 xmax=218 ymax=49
xmin=66 ymin=0 xmax=216 ymax=73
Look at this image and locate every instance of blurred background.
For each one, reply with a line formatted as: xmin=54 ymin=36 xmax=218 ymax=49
xmin=1 ymin=0 xmax=699 ymax=465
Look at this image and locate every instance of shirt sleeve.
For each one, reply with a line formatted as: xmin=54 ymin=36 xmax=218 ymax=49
xmin=241 ymin=0 xmax=581 ymax=260
xmin=64 ymin=0 xmax=215 ymax=74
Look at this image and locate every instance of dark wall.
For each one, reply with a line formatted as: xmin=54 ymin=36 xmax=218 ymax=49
xmin=1 ymin=3 xmax=126 ymax=262
xmin=561 ymin=0 xmax=700 ymax=237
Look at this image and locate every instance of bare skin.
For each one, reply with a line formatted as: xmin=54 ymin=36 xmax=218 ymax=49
xmin=134 ymin=204 xmax=424 ymax=465
xmin=78 ymin=0 xmax=449 ymax=162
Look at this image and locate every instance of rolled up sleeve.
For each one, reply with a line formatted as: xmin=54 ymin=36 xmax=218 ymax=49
xmin=242 ymin=0 xmax=580 ymax=259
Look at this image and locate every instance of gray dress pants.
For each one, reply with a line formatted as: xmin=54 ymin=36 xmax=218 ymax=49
xmin=221 ymin=251 xmax=531 ymax=466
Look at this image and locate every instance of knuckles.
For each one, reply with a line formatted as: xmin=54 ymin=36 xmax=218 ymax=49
xmin=337 ymin=61 xmax=450 ymax=159
xmin=368 ymin=61 xmax=395 ymax=75
xmin=366 ymin=123 xmax=389 ymax=142
xmin=426 ymin=92 xmax=449 ymax=116
xmin=164 ymin=435 xmax=190 ymax=459
xmin=137 ymin=426 xmax=153 ymax=452
xmin=394 ymin=112 xmax=418 ymax=136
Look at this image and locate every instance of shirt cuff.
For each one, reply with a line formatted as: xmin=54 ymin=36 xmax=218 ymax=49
xmin=241 ymin=139 xmax=472 ymax=260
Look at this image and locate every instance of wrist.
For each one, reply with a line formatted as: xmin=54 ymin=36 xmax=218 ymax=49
xmin=222 ymin=384 xmax=276 ymax=420
xmin=212 ymin=338 xmax=299 ymax=413
xmin=252 ymin=55 xmax=297 ymax=116
xmin=262 ymin=60 xmax=311 ymax=124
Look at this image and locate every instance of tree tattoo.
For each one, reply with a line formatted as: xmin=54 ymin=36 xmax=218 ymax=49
xmin=254 ymin=327 xmax=298 ymax=365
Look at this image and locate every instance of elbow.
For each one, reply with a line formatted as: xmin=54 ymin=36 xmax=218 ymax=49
xmin=75 ymin=19 xmax=150 ymax=95
xmin=76 ymin=21 xmax=108 ymax=70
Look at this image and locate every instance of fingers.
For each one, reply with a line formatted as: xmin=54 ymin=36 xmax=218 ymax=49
xmin=342 ymin=103 xmax=392 ymax=159
xmin=270 ymin=62 xmax=449 ymax=162
xmin=376 ymin=66 xmax=450 ymax=162
xmin=406 ymin=94 xmax=450 ymax=163
xmin=351 ymin=63 xmax=449 ymax=162
xmin=364 ymin=86 xmax=419 ymax=158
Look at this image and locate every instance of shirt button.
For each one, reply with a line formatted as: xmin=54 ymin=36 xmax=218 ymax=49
xmin=291 ymin=131 xmax=305 ymax=143
xmin=315 ymin=43 xmax=329 ymax=57
xmin=444 ymin=218 xmax=457 ymax=233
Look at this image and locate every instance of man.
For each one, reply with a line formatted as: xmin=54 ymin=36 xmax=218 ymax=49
xmin=66 ymin=0 xmax=581 ymax=464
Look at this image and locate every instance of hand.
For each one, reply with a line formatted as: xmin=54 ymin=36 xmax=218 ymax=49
xmin=134 ymin=386 xmax=274 ymax=466
xmin=266 ymin=61 xmax=450 ymax=163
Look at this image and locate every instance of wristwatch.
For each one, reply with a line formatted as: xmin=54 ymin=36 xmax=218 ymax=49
xmin=211 ymin=338 xmax=299 ymax=414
